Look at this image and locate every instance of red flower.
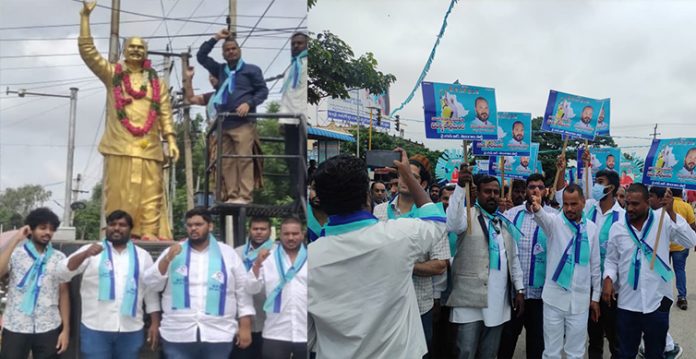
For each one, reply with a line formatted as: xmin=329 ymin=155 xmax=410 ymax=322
xmin=112 ymin=62 xmax=161 ymax=137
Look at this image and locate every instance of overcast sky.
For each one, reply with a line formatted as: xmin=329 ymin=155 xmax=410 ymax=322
xmin=0 ymin=0 xmax=305 ymax=219
xmin=310 ymin=0 xmax=696 ymax=156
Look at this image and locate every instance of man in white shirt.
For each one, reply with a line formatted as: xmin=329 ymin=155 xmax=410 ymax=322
xmin=373 ymin=157 xmax=451 ymax=357
xmin=573 ymin=105 xmax=594 ymax=133
xmin=498 ymin=174 xmax=560 ymax=359
xmin=508 ymin=120 xmax=526 ymax=146
xmin=144 ymin=207 xmax=254 ymax=358
xmin=677 ymin=147 xmax=696 ymax=178
xmin=603 ymin=184 xmax=696 ymax=358
xmin=0 ymin=208 xmax=70 ymax=359
xmin=58 ymin=210 xmax=161 ymax=358
xmin=280 ymin=32 xmax=308 ymax=203
xmin=530 ymin=184 xmax=601 ymax=359
xmin=516 ymin=157 xmax=531 ymax=173
xmin=308 ymin=151 xmax=447 ymax=358
xmin=234 ymin=216 xmax=274 ymax=358
xmin=447 ymin=172 xmax=525 ymax=359
xmin=247 ymin=217 xmax=307 ymax=359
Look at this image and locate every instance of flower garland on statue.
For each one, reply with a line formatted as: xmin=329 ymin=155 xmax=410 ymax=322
xmin=112 ymin=59 xmax=160 ymax=137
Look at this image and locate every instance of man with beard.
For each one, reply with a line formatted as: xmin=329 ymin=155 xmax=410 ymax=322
xmin=144 ymin=207 xmax=254 ymax=358
xmin=529 ymin=184 xmax=601 ymax=359
xmin=307 ymin=179 xmax=327 ymax=243
xmin=430 ymin=183 xmax=441 ymax=203
xmin=606 ymin=154 xmax=617 ymax=171
xmin=370 ymin=181 xmax=388 ymax=210
xmin=510 ymin=180 xmax=527 ymax=207
xmin=246 ymin=217 xmax=307 ymax=358
xmin=197 ymin=29 xmax=269 ymax=204
xmin=234 ymin=216 xmax=275 ymax=358
xmin=596 ymin=107 xmax=608 ymax=131
xmin=0 ymin=208 xmax=70 ymax=358
xmin=59 ymin=210 xmax=161 ymax=357
xmin=373 ymin=156 xmax=450 ymax=357
xmin=498 ymin=174 xmax=559 ymax=359
xmin=574 ymin=106 xmax=594 ymax=132
xmin=517 ymin=157 xmax=531 ymax=173
xmin=677 ymin=148 xmax=696 ymax=178
xmin=509 ymin=121 xmax=526 ymax=146
xmin=447 ymin=173 xmax=525 ymax=359
xmin=603 ymin=185 xmax=696 ymax=358
xmin=471 ymin=97 xmax=493 ymax=128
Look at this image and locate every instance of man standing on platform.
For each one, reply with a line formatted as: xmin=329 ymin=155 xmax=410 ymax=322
xmin=197 ymin=29 xmax=269 ymax=204
xmin=234 ymin=216 xmax=274 ymax=358
xmin=247 ymin=217 xmax=307 ymax=358
xmin=58 ymin=210 xmax=161 ymax=358
xmin=78 ymin=1 xmax=179 ymax=240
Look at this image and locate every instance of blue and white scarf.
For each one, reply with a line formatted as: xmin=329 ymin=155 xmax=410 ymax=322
xmin=625 ymin=210 xmax=673 ymax=290
xmin=263 ymin=243 xmax=307 ymax=313
xmin=98 ymin=240 xmax=140 ymax=317
xmin=169 ymin=235 xmax=227 ymax=316
xmin=242 ymin=239 xmax=274 ymax=271
xmin=475 ymin=202 xmax=522 ymax=271
xmin=587 ymin=206 xmax=620 ymax=274
xmin=212 ymin=59 xmax=245 ymax=113
xmin=282 ymin=49 xmax=307 ymax=92
xmin=513 ymin=210 xmax=547 ymax=289
xmin=17 ymin=240 xmax=53 ymax=315
xmin=551 ymin=213 xmax=590 ymax=290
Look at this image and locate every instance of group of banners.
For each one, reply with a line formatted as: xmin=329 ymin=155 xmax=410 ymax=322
xmin=425 ymin=81 xmax=696 ymax=191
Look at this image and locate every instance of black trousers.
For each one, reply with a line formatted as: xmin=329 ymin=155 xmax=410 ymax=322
xmin=283 ymin=123 xmax=304 ymax=203
xmin=262 ymin=338 xmax=306 ymax=359
xmin=588 ymin=296 xmax=619 ymax=359
xmin=0 ymin=327 xmax=62 ymax=359
xmin=497 ymin=298 xmax=544 ymax=359
xmin=231 ymin=331 xmax=263 ymax=359
xmin=432 ymin=300 xmax=459 ymax=358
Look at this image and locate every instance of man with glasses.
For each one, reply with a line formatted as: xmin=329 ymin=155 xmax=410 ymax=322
xmin=498 ymin=173 xmax=560 ymax=359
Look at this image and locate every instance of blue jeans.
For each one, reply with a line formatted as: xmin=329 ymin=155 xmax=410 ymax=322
xmin=80 ymin=324 xmax=144 ymax=359
xmin=162 ymin=337 xmax=233 ymax=359
xmin=670 ymin=249 xmax=689 ymax=298
xmin=616 ymin=299 xmax=670 ymax=359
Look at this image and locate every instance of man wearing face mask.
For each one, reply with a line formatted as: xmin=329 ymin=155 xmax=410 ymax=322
xmin=557 ymin=151 xmax=624 ymax=358
xmin=530 ymin=183 xmax=601 ymax=359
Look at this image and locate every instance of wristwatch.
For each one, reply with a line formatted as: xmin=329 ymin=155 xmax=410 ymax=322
xmin=516 ymin=289 xmax=524 ymax=295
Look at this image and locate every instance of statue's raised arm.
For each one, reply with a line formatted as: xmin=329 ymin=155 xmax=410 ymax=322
xmin=78 ymin=1 xmax=113 ymax=84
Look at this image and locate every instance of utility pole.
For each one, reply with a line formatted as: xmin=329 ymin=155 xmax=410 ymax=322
xmin=6 ymin=87 xmax=78 ymax=226
xmin=228 ymin=0 xmax=237 ymax=39
xmin=651 ymin=123 xmax=661 ymax=140
xmin=70 ymin=173 xmax=88 ymax=226
xmin=162 ymin=50 xmax=175 ymax=227
xmin=181 ymin=51 xmax=194 ymax=210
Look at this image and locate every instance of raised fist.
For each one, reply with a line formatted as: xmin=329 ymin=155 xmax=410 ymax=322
xmin=81 ymin=1 xmax=97 ymax=17
xmin=165 ymin=243 xmax=183 ymax=262
xmin=85 ymin=243 xmax=103 ymax=257
xmin=215 ymin=28 xmax=231 ymax=40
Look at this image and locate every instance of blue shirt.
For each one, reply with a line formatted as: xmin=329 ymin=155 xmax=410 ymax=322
xmin=197 ymin=38 xmax=269 ymax=127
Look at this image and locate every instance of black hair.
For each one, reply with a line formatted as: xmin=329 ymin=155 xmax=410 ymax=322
xmin=185 ymin=207 xmax=213 ymax=223
xmin=223 ymin=37 xmax=239 ymax=47
xmin=512 ymin=121 xmax=524 ymax=130
xmin=474 ymin=97 xmax=488 ymax=107
xmin=629 ymin=183 xmax=650 ymax=201
xmin=512 ymin=179 xmax=526 ymax=190
xmin=583 ymin=105 xmax=593 ymax=111
xmin=281 ymin=216 xmax=303 ymax=228
xmin=526 ymin=173 xmax=546 ymax=185
xmin=25 ymin=207 xmax=60 ymax=231
xmin=105 ymin=210 xmax=133 ymax=229
xmin=649 ymin=186 xmax=666 ymax=199
xmin=564 ymin=183 xmax=585 ymax=198
xmin=430 ymin=183 xmax=441 ymax=190
xmin=249 ymin=216 xmax=271 ymax=228
xmin=672 ymin=188 xmax=684 ymax=198
xmin=472 ymin=173 xmax=488 ymax=187
xmin=314 ymin=154 xmax=369 ymax=215
xmin=475 ymin=175 xmax=500 ymax=188
xmin=595 ymin=169 xmax=620 ymax=196
xmin=291 ymin=32 xmax=309 ymax=40
xmin=408 ymin=159 xmax=432 ymax=186
xmin=370 ymin=181 xmax=385 ymax=191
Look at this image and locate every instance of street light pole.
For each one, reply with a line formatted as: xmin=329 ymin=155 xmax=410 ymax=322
xmin=5 ymin=86 xmax=79 ymax=226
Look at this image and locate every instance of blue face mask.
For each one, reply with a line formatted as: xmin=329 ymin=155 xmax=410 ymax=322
xmin=591 ymin=183 xmax=609 ymax=201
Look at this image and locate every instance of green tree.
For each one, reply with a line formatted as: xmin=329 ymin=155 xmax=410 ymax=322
xmin=0 ymin=185 xmax=51 ymax=229
xmin=308 ymin=30 xmax=396 ymax=105
xmin=73 ymin=183 xmax=102 ymax=240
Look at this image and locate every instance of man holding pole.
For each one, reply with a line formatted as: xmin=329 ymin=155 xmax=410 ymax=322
xmin=602 ymin=184 xmax=696 ymax=358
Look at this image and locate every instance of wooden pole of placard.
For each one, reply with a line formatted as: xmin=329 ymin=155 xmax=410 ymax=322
xmin=584 ymin=140 xmax=590 ymax=199
xmin=650 ymin=188 xmax=670 ymax=270
xmin=463 ymin=140 xmax=472 ymax=235
xmin=549 ymin=138 xmax=569 ymax=200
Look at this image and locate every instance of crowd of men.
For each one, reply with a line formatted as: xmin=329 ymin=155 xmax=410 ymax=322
xmin=308 ymin=147 xmax=696 ymax=359
xmin=0 ymin=208 xmax=307 ymax=359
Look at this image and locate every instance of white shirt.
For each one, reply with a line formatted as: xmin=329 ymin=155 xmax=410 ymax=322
xmin=57 ymin=242 xmax=160 ymax=332
xmin=143 ymin=240 xmax=255 ymax=343
xmin=533 ymin=209 xmax=601 ymax=314
xmin=246 ymin=243 xmax=307 ymax=343
xmin=308 ymin=205 xmax=446 ymax=359
xmin=604 ymin=209 xmax=696 ymax=313
xmin=279 ymin=56 xmax=307 ymax=125
xmin=471 ymin=118 xmax=493 ymax=128
xmin=235 ymin=243 xmax=268 ymax=333
xmin=586 ymin=199 xmax=625 ymax=272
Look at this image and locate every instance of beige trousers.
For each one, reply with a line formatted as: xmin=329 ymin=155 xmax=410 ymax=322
xmin=221 ymin=122 xmax=257 ymax=201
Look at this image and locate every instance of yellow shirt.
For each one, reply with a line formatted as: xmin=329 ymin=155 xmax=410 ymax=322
xmin=79 ymin=37 xmax=175 ymax=162
xmin=670 ymin=197 xmax=695 ymax=251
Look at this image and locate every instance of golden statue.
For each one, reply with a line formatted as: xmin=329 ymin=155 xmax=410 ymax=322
xmin=79 ymin=1 xmax=179 ymax=240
